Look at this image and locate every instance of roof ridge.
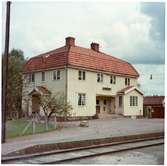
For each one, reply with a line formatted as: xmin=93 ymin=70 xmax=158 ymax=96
xmin=70 ymin=45 xmax=128 ymax=63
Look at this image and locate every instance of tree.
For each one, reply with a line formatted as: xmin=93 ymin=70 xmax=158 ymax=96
xmin=6 ymin=49 xmax=25 ymax=118
xmin=39 ymin=93 xmax=73 ymax=130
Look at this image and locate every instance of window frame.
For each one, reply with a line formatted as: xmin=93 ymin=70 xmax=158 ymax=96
xmin=78 ymin=93 xmax=86 ymax=106
xmin=78 ymin=70 xmax=86 ymax=80
xmin=125 ymin=77 xmax=130 ymax=86
xmin=29 ymin=73 xmax=35 ymax=83
xmin=110 ymin=75 xmax=116 ymax=84
xmin=97 ymin=73 xmax=103 ymax=82
xmin=130 ymin=96 xmax=138 ymax=106
xmin=41 ymin=71 xmax=45 ymax=82
xmin=53 ymin=70 xmax=61 ymax=81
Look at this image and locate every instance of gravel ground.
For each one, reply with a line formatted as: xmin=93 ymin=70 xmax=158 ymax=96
xmin=63 ymin=145 xmax=164 ymax=165
xmin=2 ymin=117 xmax=164 ymax=155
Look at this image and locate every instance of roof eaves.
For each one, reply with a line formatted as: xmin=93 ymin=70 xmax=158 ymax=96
xmin=125 ymin=86 xmax=144 ymax=95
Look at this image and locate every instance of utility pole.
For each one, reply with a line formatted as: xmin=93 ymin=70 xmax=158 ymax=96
xmin=2 ymin=1 xmax=11 ymax=143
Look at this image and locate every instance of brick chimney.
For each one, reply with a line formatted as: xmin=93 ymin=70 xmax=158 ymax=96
xmin=91 ymin=42 xmax=99 ymax=52
xmin=65 ymin=37 xmax=75 ymax=46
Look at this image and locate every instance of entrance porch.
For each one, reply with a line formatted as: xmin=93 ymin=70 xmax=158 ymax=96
xmin=96 ymin=95 xmax=115 ymax=116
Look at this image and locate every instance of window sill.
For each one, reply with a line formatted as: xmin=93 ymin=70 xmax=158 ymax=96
xmin=52 ymin=79 xmax=60 ymax=81
xmin=78 ymin=105 xmax=86 ymax=107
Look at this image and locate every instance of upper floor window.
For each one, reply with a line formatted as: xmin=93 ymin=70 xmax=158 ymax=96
xmin=119 ymin=96 xmax=122 ymax=107
xmin=97 ymin=73 xmax=103 ymax=82
xmin=53 ymin=70 xmax=60 ymax=80
xmin=130 ymin=96 xmax=138 ymax=106
xmin=78 ymin=70 xmax=85 ymax=80
xmin=78 ymin=93 xmax=86 ymax=106
xmin=110 ymin=75 xmax=116 ymax=84
xmin=41 ymin=72 xmax=45 ymax=81
xmin=28 ymin=73 xmax=35 ymax=83
xmin=125 ymin=77 xmax=130 ymax=86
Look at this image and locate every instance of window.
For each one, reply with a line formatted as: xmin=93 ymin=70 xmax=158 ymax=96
xmin=110 ymin=75 xmax=116 ymax=84
xmin=78 ymin=70 xmax=85 ymax=80
xmin=119 ymin=96 xmax=122 ymax=107
xmin=41 ymin=72 xmax=45 ymax=81
xmin=32 ymin=73 xmax=35 ymax=82
xmin=96 ymin=100 xmax=99 ymax=105
xmin=97 ymin=73 xmax=103 ymax=82
xmin=130 ymin=96 xmax=138 ymax=106
xmin=125 ymin=78 xmax=130 ymax=86
xmin=53 ymin=70 xmax=61 ymax=80
xmin=28 ymin=73 xmax=35 ymax=83
xmin=57 ymin=70 xmax=60 ymax=80
xmin=78 ymin=93 xmax=86 ymax=106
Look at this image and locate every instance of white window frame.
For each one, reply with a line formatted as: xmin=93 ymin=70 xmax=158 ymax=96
xmin=41 ymin=71 xmax=45 ymax=82
xmin=78 ymin=70 xmax=86 ymax=80
xmin=78 ymin=93 xmax=86 ymax=106
xmin=97 ymin=73 xmax=103 ymax=82
xmin=53 ymin=70 xmax=61 ymax=80
xmin=29 ymin=73 xmax=35 ymax=83
xmin=110 ymin=75 xmax=116 ymax=84
xmin=125 ymin=77 xmax=130 ymax=86
xmin=130 ymin=96 xmax=138 ymax=106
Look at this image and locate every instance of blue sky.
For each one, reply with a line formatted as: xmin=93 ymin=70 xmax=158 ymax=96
xmin=2 ymin=2 xmax=165 ymax=95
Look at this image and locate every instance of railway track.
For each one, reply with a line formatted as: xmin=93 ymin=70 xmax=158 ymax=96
xmin=2 ymin=136 xmax=164 ymax=164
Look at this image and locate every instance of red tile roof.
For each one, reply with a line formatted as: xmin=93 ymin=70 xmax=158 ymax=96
xmin=144 ymin=96 xmax=164 ymax=106
xmin=117 ymin=86 xmax=134 ymax=95
xmin=23 ymin=42 xmax=139 ymax=78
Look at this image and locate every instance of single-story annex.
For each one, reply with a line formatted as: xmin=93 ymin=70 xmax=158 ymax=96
xmin=143 ymin=96 xmax=165 ymax=118
xmin=22 ymin=37 xmax=144 ymax=119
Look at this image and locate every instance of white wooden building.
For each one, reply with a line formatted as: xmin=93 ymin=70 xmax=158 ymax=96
xmin=22 ymin=37 xmax=144 ymax=119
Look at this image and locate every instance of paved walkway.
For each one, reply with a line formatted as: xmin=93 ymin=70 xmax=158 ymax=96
xmin=2 ymin=117 xmax=164 ymax=155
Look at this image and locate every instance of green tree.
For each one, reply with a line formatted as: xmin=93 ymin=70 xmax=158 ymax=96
xmin=6 ymin=49 xmax=25 ymax=118
xmin=39 ymin=93 xmax=72 ymax=130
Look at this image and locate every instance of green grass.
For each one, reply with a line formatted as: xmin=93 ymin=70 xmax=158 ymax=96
xmin=6 ymin=119 xmax=55 ymax=139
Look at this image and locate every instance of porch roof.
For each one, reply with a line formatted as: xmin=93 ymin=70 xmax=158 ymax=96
xmin=117 ymin=86 xmax=144 ymax=95
xmin=28 ymin=86 xmax=51 ymax=96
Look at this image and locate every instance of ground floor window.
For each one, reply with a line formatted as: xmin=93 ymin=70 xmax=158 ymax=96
xmin=130 ymin=96 xmax=138 ymax=106
xmin=78 ymin=93 xmax=86 ymax=106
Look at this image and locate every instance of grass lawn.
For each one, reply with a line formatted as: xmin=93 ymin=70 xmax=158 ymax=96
xmin=6 ymin=119 xmax=55 ymax=139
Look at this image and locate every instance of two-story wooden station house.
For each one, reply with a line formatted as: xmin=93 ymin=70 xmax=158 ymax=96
xmin=22 ymin=37 xmax=144 ymax=119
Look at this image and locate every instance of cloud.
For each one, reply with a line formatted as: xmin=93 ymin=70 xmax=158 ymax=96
xmin=2 ymin=2 xmax=164 ymax=65
xmin=134 ymin=64 xmax=164 ymax=95
xmin=2 ymin=2 xmax=164 ymax=95
xmin=141 ymin=2 xmax=165 ymax=41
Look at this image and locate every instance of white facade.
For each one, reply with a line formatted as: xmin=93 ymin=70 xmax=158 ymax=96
xmin=22 ymin=67 xmax=143 ymax=118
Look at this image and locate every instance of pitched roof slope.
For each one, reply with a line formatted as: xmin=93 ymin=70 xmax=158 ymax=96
xmin=23 ymin=46 xmax=68 ymax=72
xmin=144 ymin=96 xmax=165 ymax=106
xmin=23 ymin=39 xmax=139 ymax=78
xmin=68 ymin=46 xmax=139 ymax=77
xmin=117 ymin=86 xmax=134 ymax=95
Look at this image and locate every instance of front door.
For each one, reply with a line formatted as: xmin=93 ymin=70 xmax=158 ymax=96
xmin=32 ymin=95 xmax=40 ymax=113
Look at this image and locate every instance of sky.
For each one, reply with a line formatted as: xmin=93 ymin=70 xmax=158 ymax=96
xmin=2 ymin=1 xmax=165 ymax=96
